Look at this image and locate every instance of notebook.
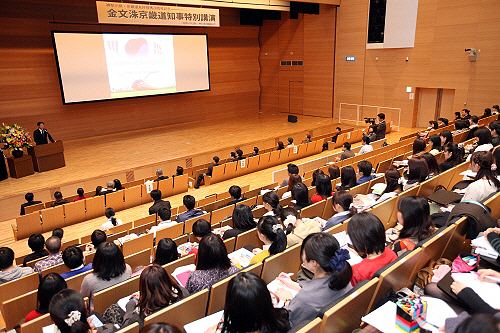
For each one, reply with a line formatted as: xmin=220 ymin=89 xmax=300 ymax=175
xmin=427 ymin=189 xmax=463 ymax=206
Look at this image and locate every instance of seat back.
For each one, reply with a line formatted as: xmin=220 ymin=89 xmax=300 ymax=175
xmin=261 ymin=244 xmax=301 ymax=283
xmin=211 ymin=205 xmax=234 ymax=224
xmin=162 ymin=254 xmax=196 ymax=276
xmin=41 ymin=205 xmax=65 ymax=232
xmin=124 ymin=185 xmax=142 ymax=209
xmin=122 ymin=233 xmax=154 ymax=257
xmin=234 ymin=228 xmax=261 ymax=250
xmin=3 ymin=290 xmax=38 ymax=330
xmin=20 ymin=313 xmax=52 ymax=333
xmin=93 ymin=275 xmax=141 ymax=314
xmin=66 ymin=269 xmax=94 ymax=291
xmin=300 ymin=200 xmax=327 ymax=219
xmin=158 ymin=178 xmax=174 ymax=198
xmin=173 ymin=174 xmax=189 ymax=195
xmin=156 ymin=223 xmax=184 ymax=241
xmin=206 ymin=263 xmax=262 ymax=315
xmin=15 ymin=212 xmax=43 ymax=240
xmin=106 ymin=191 xmax=125 ymax=211
xmin=63 ymin=200 xmax=86 ymax=226
xmin=144 ymin=289 xmax=209 ymax=328
xmin=0 ymin=272 xmax=39 ymax=314
xmin=320 ymin=278 xmax=379 ymax=333
xmin=124 ymin=248 xmax=152 ymax=272
xmin=86 ymin=195 xmax=106 ymax=220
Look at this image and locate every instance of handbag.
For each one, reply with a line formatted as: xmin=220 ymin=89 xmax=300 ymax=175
xmin=451 ymin=253 xmax=479 ymax=273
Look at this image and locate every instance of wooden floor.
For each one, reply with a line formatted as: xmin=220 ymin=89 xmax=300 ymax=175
xmin=0 ymin=114 xmax=419 ymax=258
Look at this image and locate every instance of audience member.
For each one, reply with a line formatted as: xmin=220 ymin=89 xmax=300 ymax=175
xmin=304 ymin=134 xmax=312 ymax=143
xmin=358 ymin=136 xmax=373 ymax=154
xmin=466 ymin=127 xmax=493 ymax=159
xmin=20 ymin=192 xmax=42 ymax=215
xmin=411 ymin=138 xmax=427 ymax=157
xmin=60 ymin=247 xmax=91 ymax=280
xmin=173 ymin=166 xmax=183 ymax=177
xmin=34 ymin=236 xmax=63 ymax=275
xmin=153 ymin=238 xmax=179 ymax=266
xmin=438 ymin=117 xmax=449 ymax=126
xmin=52 ymin=227 xmax=64 ymax=240
xmin=247 ymin=216 xmax=287 ymax=266
xmin=73 ymin=188 xmax=88 ymax=202
xmin=121 ymin=265 xmax=186 ymax=329
xmin=251 ymin=147 xmax=259 ymax=156
xmin=23 ymin=233 xmax=49 ymax=266
xmin=404 ymin=157 xmax=429 ymax=191
xmin=176 ymin=195 xmax=205 ymax=223
xmin=0 ymin=247 xmax=33 ymax=284
xmin=452 ymin=120 xmax=469 ymax=135
xmin=50 ymin=289 xmax=115 ymax=333
xmin=181 ymin=219 xmax=211 ymax=256
xmin=493 ymin=105 xmax=500 ymax=114
xmin=280 ymin=208 xmax=320 ymax=246
xmin=277 ymin=141 xmax=285 ymax=150
xmin=440 ymin=130 xmax=453 ymax=146
xmin=99 ymin=181 xmax=116 ymax=195
xmin=194 ymin=156 xmax=220 ymax=188
xmin=348 ymin=212 xmax=397 ymax=286
xmin=223 ymin=204 xmax=256 ymax=240
xmin=229 ymin=151 xmax=237 ymax=162
xmin=337 ymin=166 xmax=357 ymax=191
xmin=466 ymin=116 xmax=480 ymax=140
xmin=148 ymin=189 xmax=171 ymax=215
xmin=149 ymin=207 xmax=176 ymax=237
xmin=328 ymin=165 xmax=340 ymax=180
xmin=100 ymin=207 xmax=123 ymax=231
xmin=262 ymin=191 xmax=283 ymax=217
xmin=332 ymin=127 xmax=342 ymax=143
xmin=291 ymin=182 xmax=312 ymax=211
xmin=310 ymin=169 xmax=324 ymax=187
xmin=282 ymin=174 xmax=302 ymax=198
xmin=235 ymin=149 xmax=244 ymax=160
xmin=428 ymin=134 xmax=443 ymax=155
xmin=375 ymin=113 xmax=386 ymax=140
xmin=374 ymin=168 xmax=403 ymax=205
xmin=356 ymin=160 xmax=375 ymax=185
xmin=489 ymin=121 xmax=500 ymax=147
xmin=339 ymin=142 xmax=355 ymax=160
xmin=454 ymin=112 xmax=462 ymax=121
xmin=140 ymin=323 xmax=182 ymax=333
xmin=440 ymin=142 xmax=465 ymax=172
xmin=364 ymin=125 xmax=377 ymax=142
xmin=481 ymin=107 xmax=492 ymax=119
xmin=153 ymin=168 xmax=169 ymax=182
xmin=185 ymin=234 xmax=239 ymax=293
xmin=280 ymin=163 xmax=299 ymax=188
xmin=461 ymin=108 xmax=471 ymax=120
xmin=224 ymin=185 xmax=246 ymax=206
xmin=209 ymin=272 xmax=289 ymax=333
xmin=85 ymin=230 xmax=107 ymax=254
xmin=323 ymin=191 xmax=357 ymax=230
xmin=278 ymin=233 xmax=353 ymax=326
xmin=80 ymin=242 xmax=132 ymax=311
xmin=311 ymin=174 xmax=333 ymax=203
xmin=95 ymin=186 xmax=103 ymax=196
xmin=462 ymin=151 xmax=500 ymax=203
xmin=25 ymin=273 xmax=67 ymax=322
xmin=114 ymin=179 xmax=124 ymax=191
xmin=51 ymin=191 xmax=69 ymax=207
xmin=421 ymin=152 xmax=440 ymax=177
xmin=286 ymin=137 xmax=295 ymax=148
xmin=390 ymin=196 xmax=435 ymax=255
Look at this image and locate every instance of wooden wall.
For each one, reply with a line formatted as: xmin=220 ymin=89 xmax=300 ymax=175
xmin=0 ymin=0 xmax=260 ymax=141
xmin=259 ymin=5 xmax=336 ymax=118
xmin=334 ymin=0 xmax=500 ymax=127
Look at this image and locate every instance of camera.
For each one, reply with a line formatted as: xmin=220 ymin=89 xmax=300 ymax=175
xmin=364 ymin=117 xmax=376 ymax=125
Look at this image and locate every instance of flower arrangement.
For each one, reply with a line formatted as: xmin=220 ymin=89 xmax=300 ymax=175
xmin=1 ymin=123 xmax=33 ymax=152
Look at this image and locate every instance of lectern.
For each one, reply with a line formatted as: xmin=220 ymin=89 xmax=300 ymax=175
xmin=28 ymin=140 xmax=65 ymax=172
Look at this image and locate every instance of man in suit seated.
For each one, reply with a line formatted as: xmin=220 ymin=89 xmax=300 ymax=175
xmin=220 ymin=185 xmax=246 ymax=208
xmin=336 ymin=142 xmax=355 ymax=161
xmin=51 ymin=191 xmax=69 ymax=207
xmin=99 ymin=181 xmax=116 ymax=195
xmin=176 ymin=195 xmax=205 ymax=223
xmin=375 ymin=113 xmax=386 ymax=141
xmin=153 ymin=168 xmax=169 ymax=182
xmin=172 ymin=166 xmax=183 ymax=178
xmin=148 ymin=189 xmax=171 ymax=215
xmin=33 ymin=121 xmax=55 ymax=145
xmin=194 ymin=156 xmax=220 ymax=189
xmin=20 ymin=192 xmax=42 ymax=215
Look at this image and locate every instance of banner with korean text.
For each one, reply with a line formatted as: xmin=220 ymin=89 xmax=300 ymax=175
xmin=96 ymin=1 xmax=220 ymax=27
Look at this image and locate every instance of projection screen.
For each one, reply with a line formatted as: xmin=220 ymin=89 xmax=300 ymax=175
xmin=52 ymin=32 xmax=210 ymax=104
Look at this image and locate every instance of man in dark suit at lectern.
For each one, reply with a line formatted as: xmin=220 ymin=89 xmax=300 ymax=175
xmin=33 ymin=122 xmax=55 ymax=145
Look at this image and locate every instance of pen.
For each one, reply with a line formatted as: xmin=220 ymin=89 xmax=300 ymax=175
xmin=424 ymin=320 xmax=439 ymax=329
xmin=474 ymin=272 xmax=500 ymax=283
xmin=279 ymin=273 xmax=294 ymax=278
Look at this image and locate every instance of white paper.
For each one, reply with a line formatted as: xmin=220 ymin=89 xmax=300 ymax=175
xmin=471 ymin=234 xmax=499 ymax=259
xmin=451 ymin=273 xmax=500 ymax=309
xmin=42 ymin=324 xmax=56 ymax=333
xmin=267 ymin=279 xmax=299 ymax=308
xmin=333 ymin=231 xmax=347 ymax=248
xmin=145 ymin=180 xmax=154 ymax=194
xmin=228 ymin=248 xmax=255 ymax=268
xmin=362 ymin=297 xmax=456 ymax=333
xmin=184 ymin=310 xmax=224 ymax=333
xmin=117 ymin=292 xmax=139 ymax=311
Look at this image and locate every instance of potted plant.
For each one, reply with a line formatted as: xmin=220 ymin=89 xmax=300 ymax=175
xmin=1 ymin=123 xmax=33 ymax=158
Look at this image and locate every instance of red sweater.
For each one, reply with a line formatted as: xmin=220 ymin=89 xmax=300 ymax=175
xmin=350 ymin=247 xmax=397 ymax=286
xmin=25 ymin=310 xmax=44 ymax=322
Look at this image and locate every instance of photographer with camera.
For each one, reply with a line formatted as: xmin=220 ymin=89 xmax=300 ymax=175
xmin=375 ymin=113 xmax=386 ymax=140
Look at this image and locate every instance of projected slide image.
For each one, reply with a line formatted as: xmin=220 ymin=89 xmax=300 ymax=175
xmin=103 ymin=34 xmax=176 ymax=98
